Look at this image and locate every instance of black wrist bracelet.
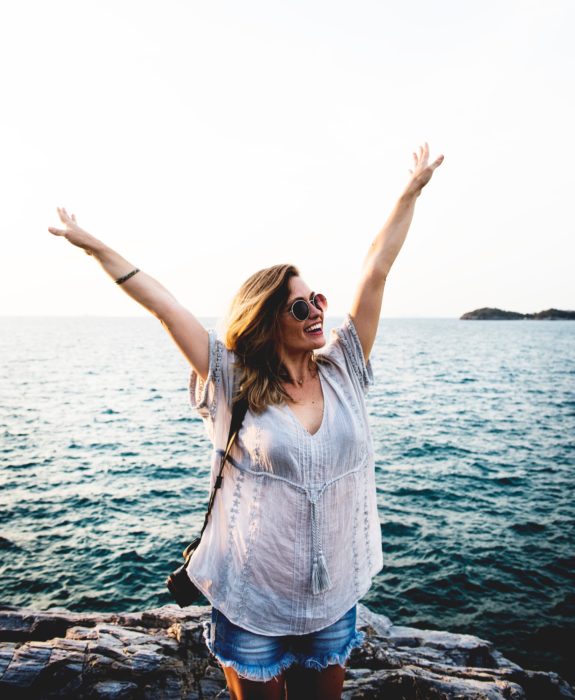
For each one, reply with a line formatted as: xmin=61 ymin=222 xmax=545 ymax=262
xmin=115 ymin=268 xmax=140 ymax=285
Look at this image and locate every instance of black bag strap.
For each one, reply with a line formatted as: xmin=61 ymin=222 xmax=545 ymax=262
xmin=183 ymin=397 xmax=248 ymax=559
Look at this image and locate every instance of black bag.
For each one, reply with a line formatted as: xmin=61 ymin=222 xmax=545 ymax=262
xmin=166 ymin=398 xmax=248 ymax=607
xmin=165 ymin=537 xmax=203 ymax=607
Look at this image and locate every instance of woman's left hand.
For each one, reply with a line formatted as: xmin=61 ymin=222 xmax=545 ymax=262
xmin=405 ymin=142 xmax=444 ymax=197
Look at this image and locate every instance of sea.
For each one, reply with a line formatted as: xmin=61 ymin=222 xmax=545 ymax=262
xmin=1 ymin=316 xmax=574 ymax=683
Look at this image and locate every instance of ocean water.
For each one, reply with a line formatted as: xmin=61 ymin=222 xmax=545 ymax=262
xmin=1 ymin=316 xmax=574 ymax=682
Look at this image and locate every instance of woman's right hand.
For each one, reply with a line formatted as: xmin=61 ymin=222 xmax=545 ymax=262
xmin=48 ymin=208 xmax=101 ymax=255
xmin=48 ymin=207 xmax=210 ymax=378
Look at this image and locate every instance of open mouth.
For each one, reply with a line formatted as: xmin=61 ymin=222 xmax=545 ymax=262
xmin=304 ymin=322 xmax=323 ymax=335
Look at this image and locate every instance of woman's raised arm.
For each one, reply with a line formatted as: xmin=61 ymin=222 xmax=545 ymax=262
xmin=349 ymin=143 xmax=444 ymax=362
xmin=48 ymin=208 xmax=209 ymax=379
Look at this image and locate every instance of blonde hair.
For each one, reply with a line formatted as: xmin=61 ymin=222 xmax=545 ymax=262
xmin=225 ymin=264 xmax=300 ymax=413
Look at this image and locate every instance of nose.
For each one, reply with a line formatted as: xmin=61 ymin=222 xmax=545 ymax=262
xmin=307 ymin=305 xmax=322 ymax=323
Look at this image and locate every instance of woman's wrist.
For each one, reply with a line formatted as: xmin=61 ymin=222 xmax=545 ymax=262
xmin=399 ymin=186 xmax=422 ymax=204
xmin=90 ymin=241 xmax=138 ymax=282
xmin=70 ymin=231 xmax=106 ymax=257
xmin=87 ymin=237 xmax=110 ymax=258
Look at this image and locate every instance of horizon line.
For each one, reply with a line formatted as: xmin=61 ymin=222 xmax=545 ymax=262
xmin=0 ymin=313 xmax=462 ymax=320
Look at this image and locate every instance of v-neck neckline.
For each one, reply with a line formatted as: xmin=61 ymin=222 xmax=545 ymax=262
xmin=283 ymin=368 xmax=326 ymax=438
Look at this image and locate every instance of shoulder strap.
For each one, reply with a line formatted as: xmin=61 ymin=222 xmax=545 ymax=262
xmin=198 ymin=397 xmax=249 ymax=539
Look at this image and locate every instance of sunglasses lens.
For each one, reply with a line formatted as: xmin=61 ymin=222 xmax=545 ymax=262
xmin=313 ymin=293 xmax=327 ymax=311
xmin=291 ymin=300 xmax=310 ymax=321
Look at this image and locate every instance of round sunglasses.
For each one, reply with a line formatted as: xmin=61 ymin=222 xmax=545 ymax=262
xmin=287 ymin=293 xmax=328 ymax=321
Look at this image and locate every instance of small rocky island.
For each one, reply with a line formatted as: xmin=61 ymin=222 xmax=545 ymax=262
xmin=1 ymin=603 xmax=573 ymax=699
xmin=460 ymin=307 xmax=575 ymax=320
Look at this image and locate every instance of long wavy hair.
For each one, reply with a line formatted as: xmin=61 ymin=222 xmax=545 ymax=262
xmin=225 ymin=263 xmax=301 ymax=413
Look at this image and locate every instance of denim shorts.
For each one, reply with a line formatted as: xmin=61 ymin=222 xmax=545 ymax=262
xmin=203 ymin=605 xmax=364 ymax=683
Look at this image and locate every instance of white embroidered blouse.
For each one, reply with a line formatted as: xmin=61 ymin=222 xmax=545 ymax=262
xmin=186 ymin=315 xmax=383 ymax=635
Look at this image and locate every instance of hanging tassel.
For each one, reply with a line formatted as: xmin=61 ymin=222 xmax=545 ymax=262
xmin=309 ymin=498 xmax=333 ymax=594
xmin=311 ymin=551 xmax=332 ymax=594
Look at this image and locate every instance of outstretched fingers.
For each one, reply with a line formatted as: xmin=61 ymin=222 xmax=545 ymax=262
xmin=430 ymin=153 xmax=445 ymax=170
xmin=413 ymin=142 xmax=431 ymax=168
xmin=49 ymin=207 xmax=75 ymax=236
xmin=412 ymin=143 xmax=443 ymax=171
xmin=57 ymin=207 xmax=71 ymax=224
xmin=421 ymin=142 xmax=429 ymax=167
xmin=405 ymin=143 xmax=444 ymax=193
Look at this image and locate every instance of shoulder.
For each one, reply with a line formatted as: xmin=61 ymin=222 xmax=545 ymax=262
xmin=316 ymin=316 xmax=374 ymax=393
xmin=189 ymin=330 xmax=239 ymax=420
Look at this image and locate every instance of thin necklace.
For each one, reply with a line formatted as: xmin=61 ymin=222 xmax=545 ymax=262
xmin=295 ymin=358 xmax=317 ymax=386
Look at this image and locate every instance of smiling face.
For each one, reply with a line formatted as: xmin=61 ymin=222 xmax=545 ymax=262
xmin=277 ymin=276 xmax=326 ymax=356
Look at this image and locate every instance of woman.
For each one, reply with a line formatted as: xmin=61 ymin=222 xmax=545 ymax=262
xmin=49 ymin=143 xmax=443 ymax=699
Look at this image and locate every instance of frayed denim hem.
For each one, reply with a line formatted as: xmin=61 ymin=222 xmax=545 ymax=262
xmin=294 ymin=629 xmax=365 ymax=671
xmin=202 ymin=620 xmax=298 ymax=682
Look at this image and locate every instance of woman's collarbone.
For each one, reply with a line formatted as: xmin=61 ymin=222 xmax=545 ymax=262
xmin=285 ymin=379 xmax=324 ymax=435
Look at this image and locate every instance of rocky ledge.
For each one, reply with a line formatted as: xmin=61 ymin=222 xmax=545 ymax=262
xmin=460 ymin=307 xmax=575 ymax=320
xmin=0 ymin=603 xmax=573 ymax=699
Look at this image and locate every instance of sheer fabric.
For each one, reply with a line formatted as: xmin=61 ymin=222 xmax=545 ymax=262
xmin=186 ymin=315 xmax=382 ymax=635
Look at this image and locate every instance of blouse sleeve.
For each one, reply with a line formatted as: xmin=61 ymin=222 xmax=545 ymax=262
xmin=321 ymin=314 xmax=374 ymax=394
xmin=189 ymin=329 xmax=237 ymax=428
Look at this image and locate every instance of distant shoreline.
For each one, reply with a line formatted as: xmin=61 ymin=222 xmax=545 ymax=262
xmin=461 ymin=307 xmax=575 ymax=320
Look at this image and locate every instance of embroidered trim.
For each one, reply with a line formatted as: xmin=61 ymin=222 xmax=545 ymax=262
xmin=215 ymin=451 xmax=365 ymax=495
xmin=362 ymin=460 xmax=373 ymax=573
xmin=221 ymin=468 xmax=246 ymax=599
xmin=236 ymin=477 xmax=264 ymax=620
xmin=188 ymin=329 xmax=224 ymax=420
xmin=208 ymin=336 xmax=224 ymax=419
xmin=352 ymin=472 xmax=361 ymax=597
xmin=335 ymin=315 xmax=374 ymax=393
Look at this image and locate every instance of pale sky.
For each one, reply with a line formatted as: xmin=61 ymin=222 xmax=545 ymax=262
xmin=1 ymin=0 xmax=573 ymax=318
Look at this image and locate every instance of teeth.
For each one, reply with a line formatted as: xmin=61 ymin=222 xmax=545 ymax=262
xmin=305 ymin=323 xmax=322 ymax=333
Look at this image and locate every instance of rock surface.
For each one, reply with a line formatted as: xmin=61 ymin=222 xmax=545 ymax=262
xmin=460 ymin=307 xmax=575 ymax=320
xmin=0 ymin=602 xmax=573 ymax=699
